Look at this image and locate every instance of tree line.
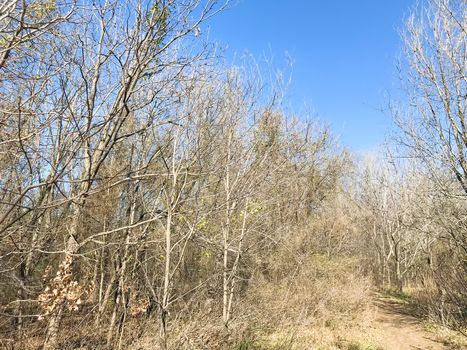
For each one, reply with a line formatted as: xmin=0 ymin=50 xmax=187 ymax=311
xmin=0 ymin=0 xmax=465 ymax=348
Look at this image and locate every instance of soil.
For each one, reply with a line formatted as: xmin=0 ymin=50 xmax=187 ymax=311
xmin=370 ymin=294 xmax=448 ymax=350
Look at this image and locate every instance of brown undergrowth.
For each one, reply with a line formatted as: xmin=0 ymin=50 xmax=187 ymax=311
xmin=130 ymin=254 xmax=373 ymax=349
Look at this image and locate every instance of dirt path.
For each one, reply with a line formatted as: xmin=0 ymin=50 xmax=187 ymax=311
xmin=370 ymin=294 xmax=447 ymax=350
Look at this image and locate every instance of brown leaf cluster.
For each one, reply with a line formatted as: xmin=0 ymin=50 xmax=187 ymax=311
xmin=38 ymin=255 xmax=90 ymax=319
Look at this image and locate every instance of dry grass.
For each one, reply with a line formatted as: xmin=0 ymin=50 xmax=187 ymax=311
xmin=122 ymin=254 xmax=375 ymax=350
xmin=428 ymin=324 xmax=467 ymax=350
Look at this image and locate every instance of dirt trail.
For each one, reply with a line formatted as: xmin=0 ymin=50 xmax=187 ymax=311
xmin=370 ymin=294 xmax=447 ymax=350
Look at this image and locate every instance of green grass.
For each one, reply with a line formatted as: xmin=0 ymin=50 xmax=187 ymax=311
xmin=422 ymin=320 xmax=436 ymax=333
xmin=231 ymin=332 xmax=295 ymax=350
xmin=335 ymin=336 xmax=385 ymax=350
xmin=379 ymin=288 xmax=410 ymax=302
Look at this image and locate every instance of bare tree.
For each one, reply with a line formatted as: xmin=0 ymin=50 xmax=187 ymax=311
xmin=0 ymin=0 xmax=75 ymax=69
xmin=396 ymin=0 xmax=466 ymax=196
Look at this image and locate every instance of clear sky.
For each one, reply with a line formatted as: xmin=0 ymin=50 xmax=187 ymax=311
xmin=206 ymin=0 xmax=415 ymax=152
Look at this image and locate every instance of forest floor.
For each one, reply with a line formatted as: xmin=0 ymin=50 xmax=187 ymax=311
xmin=250 ymin=290 xmax=466 ymax=350
xmin=368 ymin=293 xmax=448 ymax=350
xmin=356 ymin=291 xmax=467 ymax=350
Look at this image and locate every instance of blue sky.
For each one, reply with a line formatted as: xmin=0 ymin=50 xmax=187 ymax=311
xmin=206 ymin=0 xmax=414 ymax=152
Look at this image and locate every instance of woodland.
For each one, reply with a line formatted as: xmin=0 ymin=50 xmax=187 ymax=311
xmin=0 ymin=0 xmax=465 ymax=349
